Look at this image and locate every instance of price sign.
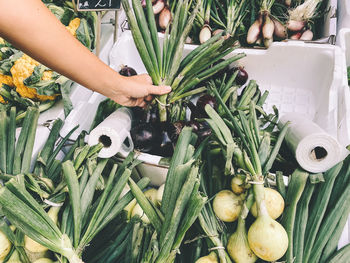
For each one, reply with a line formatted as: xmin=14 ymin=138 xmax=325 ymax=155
xmin=77 ymin=0 xmax=121 ymax=11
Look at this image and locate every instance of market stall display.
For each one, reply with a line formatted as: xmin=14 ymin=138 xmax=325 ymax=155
xmin=0 ymin=0 xmax=350 ymax=262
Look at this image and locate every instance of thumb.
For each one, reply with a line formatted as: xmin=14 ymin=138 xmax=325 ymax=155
xmin=147 ymin=85 xmax=172 ymax=95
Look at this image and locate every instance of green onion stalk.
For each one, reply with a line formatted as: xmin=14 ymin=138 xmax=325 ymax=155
xmin=124 ymin=127 xmax=207 ymax=262
xmin=121 ymin=0 xmax=245 ymax=122
xmin=205 ymin=85 xmax=291 ymax=261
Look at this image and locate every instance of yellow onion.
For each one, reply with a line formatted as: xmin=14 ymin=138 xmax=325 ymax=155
xmin=0 ymin=230 xmax=11 ymax=260
xmin=33 ymin=259 xmax=55 ymax=263
xmin=213 ymin=190 xmax=242 ymax=222
xmin=228 ymin=226 xmax=257 ymax=263
xmin=231 ymin=176 xmax=245 ymax=195
xmin=227 ymin=195 xmax=257 ymax=263
xmin=195 ymin=252 xmax=218 ymax=263
xmin=156 ymin=184 xmax=165 ymax=206
xmin=250 ymin=187 xmax=284 ymax=219
xmin=247 ymin=184 xmax=288 ymax=261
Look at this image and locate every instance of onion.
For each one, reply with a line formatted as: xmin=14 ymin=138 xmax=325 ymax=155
xmin=33 ymin=259 xmax=55 ymax=263
xmin=212 ymin=29 xmax=224 ymax=36
xmin=195 ymin=252 xmax=218 ymax=263
xmin=213 ymin=190 xmax=242 ymax=222
xmin=153 ymin=0 xmax=165 ymax=15
xmin=287 ymin=20 xmax=305 ymax=31
xmin=247 ymin=184 xmax=288 ymax=261
xmin=227 ymin=218 xmax=258 ymax=263
xmin=250 ymin=187 xmax=285 ymax=219
xmin=300 ymin=29 xmax=313 ymax=41
xmin=131 ymin=188 xmax=158 ymax=223
xmin=196 ymin=94 xmax=217 ymax=114
xmin=272 ymin=18 xmax=287 ymax=39
xmin=262 ymin=14 xmax=275 ymax=47
xmin=231 ymin=176 xmax=245 ymax=195
xmin=144 ymin=188 xmax=159 ymax=206
xmin=0 ymin=230 xmax=11 ymax=260
xmin=159 ymin=6 xmax=171 ymax=29
xmin=285 ymin=0 xmax=291 ymax=6
xmin=290 ymin=32 xmax=302 ymax=40
xmin=156 ymin=184 xmax=165 ymax=206
xmin=119 ymin=65 xmax=137 ymax=76
xmin=247 ymin=15 xmax=262 ymax=44
xmin=233 ymin=66 xmax=249 ymax=86
xmin=185 ymin=36 xmax=193 ymax=44
xmin=199 ymin=24 xmax=212 ymax=44
xmin=131 ymin=203 xmax=150 ymax=224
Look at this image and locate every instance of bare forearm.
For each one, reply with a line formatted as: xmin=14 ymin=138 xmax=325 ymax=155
xmin=0 ymin=0 xmax=117 ymax=96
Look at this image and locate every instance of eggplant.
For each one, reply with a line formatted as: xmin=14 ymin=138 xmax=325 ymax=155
xmin=119 ymin=65 xmax=137 ymax=77
xmin=131 ymin=122 xmax=160 ymax=153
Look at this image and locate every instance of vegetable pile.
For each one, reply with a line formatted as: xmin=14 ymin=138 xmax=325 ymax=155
xmin=150 ymin=0 xmax=331 ymax=47
xmin=0 ymin=0 xmax=348 ymax=262
xmin=0 ymin=0 xmax=97 ymax=119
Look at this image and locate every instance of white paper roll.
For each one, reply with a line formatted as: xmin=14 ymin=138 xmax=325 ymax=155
xmin=279 ymin=113 xmax=348 ymax=173
xmin=88 ymin=107 xmax=134 ymax=158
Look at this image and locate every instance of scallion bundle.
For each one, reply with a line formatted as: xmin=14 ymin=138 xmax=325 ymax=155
xmin=121 ymin=0 xmax=245 ymax=122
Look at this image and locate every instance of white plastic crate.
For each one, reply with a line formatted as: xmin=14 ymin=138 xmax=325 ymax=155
xmin=110 ymin=30 xmax=345 ymax=144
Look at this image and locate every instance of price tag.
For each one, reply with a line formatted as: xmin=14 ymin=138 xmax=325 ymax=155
xmin=77 ymin=0 xmax=121 ymax=11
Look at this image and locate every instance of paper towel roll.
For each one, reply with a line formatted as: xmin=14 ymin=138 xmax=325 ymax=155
xmin=88 ymin=107 xmax=134 ymax=158
xmin=279 ymin=113 xmax=348 ymax=173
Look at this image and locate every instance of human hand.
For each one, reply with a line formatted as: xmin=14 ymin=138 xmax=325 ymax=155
xmin=109 ymin=74 xmax=171 ymax=107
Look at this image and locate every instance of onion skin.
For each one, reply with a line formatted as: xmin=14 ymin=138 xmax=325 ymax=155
xmin=247 ymin=16 xmax=262 ymax=44
xmin=213 ymin=190 xmax=242 ymax=222
xmin=248 ymin=215 xmax=288 ymax=261
xmin=153 ymin=0 xmax=165 ymax=14
xmin=199 ymin=25 xmax=212 ymax=44
xmin=272 ymin=18 xmax=287 ymax=39
xmin=159 ymin=6 xmax=171 ymax=29
xmin=250 ymin=187 xmax=285 ymax=219
xmin=287 ymin=20 xmax=305 ymax=31
xmin=300 ymin=29 xmax=314 ymax=41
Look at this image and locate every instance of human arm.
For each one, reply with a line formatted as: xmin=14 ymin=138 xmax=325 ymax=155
xmin=0 ymin=0 xmax=170 ymax=107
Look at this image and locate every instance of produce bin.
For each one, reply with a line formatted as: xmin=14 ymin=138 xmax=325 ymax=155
xmin=109 ymin=30 xmax=348 ymax=185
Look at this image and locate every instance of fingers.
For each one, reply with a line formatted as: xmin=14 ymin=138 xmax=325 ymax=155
xmin=147 ymin=85 xmax=172 ymax=96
